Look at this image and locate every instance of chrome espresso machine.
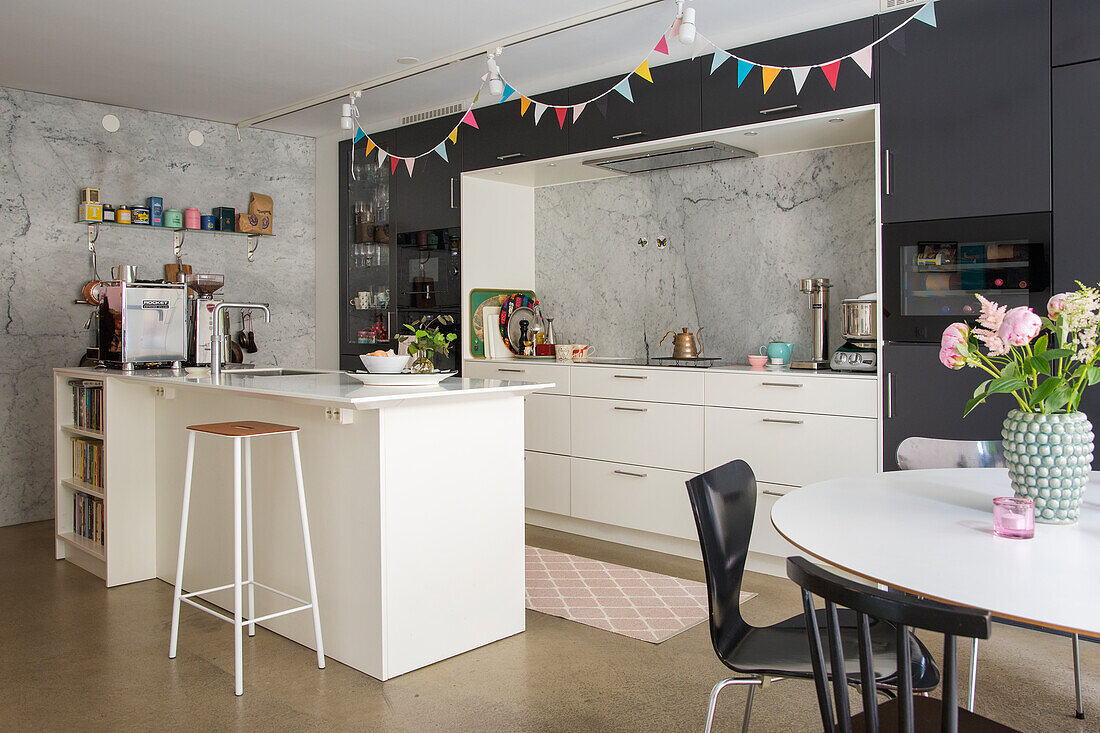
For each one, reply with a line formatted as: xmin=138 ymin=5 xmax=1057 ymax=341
xmin=97 ymin=277 xmax=189 ymax=370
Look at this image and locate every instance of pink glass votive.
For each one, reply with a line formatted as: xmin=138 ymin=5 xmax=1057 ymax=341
xmin=993 ymin=497 xmax=1035 ymax=539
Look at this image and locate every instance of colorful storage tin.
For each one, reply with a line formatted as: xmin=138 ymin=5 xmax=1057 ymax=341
xmin=164 ymin=209 xmax=182 ymax=228
xmin=200 ymin=215 xmax=215 ymax=231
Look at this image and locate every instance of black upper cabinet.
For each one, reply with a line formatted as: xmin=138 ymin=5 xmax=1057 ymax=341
xmin=1053 ymin=61 xmax=1100 ymax=293
xmin=460 ymin=89 xmax=570 ymax=171
xmin=878 ymin=0 xmax=1051 ymax=223
xmin=1053 ymin=0 xmax=1100 ymax=66
xmin=701 ymin=18 xmax=875 ymax=131
xmin=566 ymin=58 xmax=701 ymax=154
xmin=392 ymin=114 xmax=461 ymax=232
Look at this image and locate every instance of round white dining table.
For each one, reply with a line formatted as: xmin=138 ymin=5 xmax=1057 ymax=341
xmin=771 ymin=468 xmax=1100 ymax=636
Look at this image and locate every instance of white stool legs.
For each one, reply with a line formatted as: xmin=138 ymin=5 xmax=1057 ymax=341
xmin=232 ymin=436 xmax=243 ymax=696
xmin=168 ymin=431 xmax=196 ymax=660
xmin=290 ymin=431 xmax=325 ymax=669
xmin=244 ymin=437 xmax=256 ymax=638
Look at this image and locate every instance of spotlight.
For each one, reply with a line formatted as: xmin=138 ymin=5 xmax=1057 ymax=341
xmin=340 ymin=92 xmax=361 ymax=132
xmin=487 ymin=53 xmax=504 ymax=97
xmin=679 ymin=6 xmax=696 ymax=45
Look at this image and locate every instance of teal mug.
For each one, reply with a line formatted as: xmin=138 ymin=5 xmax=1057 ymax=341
xmin=759 ymin=341 xmax=795 ymax=365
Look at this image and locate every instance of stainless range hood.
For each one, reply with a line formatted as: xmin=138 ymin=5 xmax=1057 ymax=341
xmin=583 ymin=140 xmax=757 ymax=174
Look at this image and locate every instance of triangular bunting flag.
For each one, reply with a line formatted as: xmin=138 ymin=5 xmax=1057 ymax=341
xmin=888 ymin=30 xmax=907 ymax=55
xmin=364 ymin=139 xmax=376 ymax=157
xmin=913 ymin=1 xmax=937 ymax=27
xmin=613 ymin=77 xmax=634 ymax=103
xmin=460 ymin=108 xmax=479 ymax=130
xmin=595 ymin=96 xmax=608 ymax=118
xmin=654 ymin=35 xmax=669 ymax=56
xmin=377 ymin=151 xmax=388 ymax=169
xmin=791 ymin=66 xmax=811 ymax=94
xmin=762 ymin=66 xmax=782 ymax=94
xmin=520 ymin=97 xmax=531 ymax=116
xmin=433 ymin=142 xmax=449 ymax=163
xmin=500 ymin=84 xmax=515 ymax=103
xmin=481 ymin=72 xmax=488 ymax=82
xmin=390 ymin=156 xmax=400 ymax=174
xmin=573 ymin=102 xmax=587 ymax=122
xmin=821 ymin=60 xmax=842 ymax=90
xmin=710 ymin=48 xmax=733 ymax=75
xmin=670 ymin=18 xmax=681 ymax=38
xmin=448 ymin=127 xmax=458 ymax=144
xmin=472 ymin=90 xmax=480 ymax=104
xmin=851 ymin=46 xmax=873 ymax=78
xmin=634 ymin=59 xmax=653 ymax=83
xmin=737 ymin=59 xmax=754 ymax=88
xmin=405 ymin=157 xmax=415 ymax=176
xmin=353 ymin=128 xmax=365 ymax=143
xmin=555 ymin=106 xmax=568 ymax=128
xmin=533 ymin=102 xmax=547 ymax=124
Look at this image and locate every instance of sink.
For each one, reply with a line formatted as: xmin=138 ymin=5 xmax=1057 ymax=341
xmin=224 ymin=367 xmax=328 ymax=377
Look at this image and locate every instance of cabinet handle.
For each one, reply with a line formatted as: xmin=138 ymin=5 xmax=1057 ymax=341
xmin=763 ymin=418 xmax=804 ymax=425
xmin=759 ymin=104 xmax=800 ymax=115
xmin=884 ymin=149 xmax=892 ymax=196
xmin=612 ymin=374 xmax=648 ymax=380
xmin=611 ymin=131 xmax=646 ymax=140
xmin=496 ymin=152 xmax=526 ymax=161
xmin=613 ymin=406 xmax=648 ymax=413
xmin=497 ymin=368 xmax=525 ymax=374
xmin=762 ymin=490 xmax=786 ymax=497
xmin=761 ymin=382 xmax=803 ymax=388
xmin=887 ymin=373 xmax=894 ymax=419
xmin=450 ymin=178 xmax=456 ymax=209
xmin=614 ymin=469 xmax=648 ymax=478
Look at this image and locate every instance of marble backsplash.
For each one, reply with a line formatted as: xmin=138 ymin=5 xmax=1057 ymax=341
xmin=533 ymin=143 xmax=876 ymax=362
xmin=0 ymin=86 xmax=316 ymax=526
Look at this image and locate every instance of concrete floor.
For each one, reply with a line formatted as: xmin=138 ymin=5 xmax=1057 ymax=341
xmin=2 ymin=520 xmax=1095 ymax=732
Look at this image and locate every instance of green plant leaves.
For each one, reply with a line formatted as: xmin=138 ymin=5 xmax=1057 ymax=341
xmin=1028 ymin=377 xmax=1063 ymax=408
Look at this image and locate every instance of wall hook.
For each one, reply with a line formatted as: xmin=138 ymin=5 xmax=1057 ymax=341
xmin=87 ymin=223 xmax=101 ymax=280
xmin=173 ymin=229 xmax=185 ymax=260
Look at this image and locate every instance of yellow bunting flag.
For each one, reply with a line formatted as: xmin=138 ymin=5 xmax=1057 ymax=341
xmin=448 ymin=127 xmax=458 ymax=144
xmin=634 ymin=59 xmax=653 ymax=83
xmin=364 ymin=139 xmax=376 ymax=157
xmin=762 ymin=66 xmax=781 ymax=94
xmin=520 ymin=97 xmax=532 ymax=116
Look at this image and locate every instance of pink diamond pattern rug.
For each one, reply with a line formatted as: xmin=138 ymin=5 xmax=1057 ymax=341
xmin=525 ymin=546 xmax=756 ymax=644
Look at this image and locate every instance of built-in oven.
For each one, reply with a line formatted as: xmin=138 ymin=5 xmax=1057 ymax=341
xmin=883 ymin=213 xmax=1052 ymax=342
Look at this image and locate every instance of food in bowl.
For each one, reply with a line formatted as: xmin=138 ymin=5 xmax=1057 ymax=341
xmin=359 ymin=350 xmax=411 ymax=374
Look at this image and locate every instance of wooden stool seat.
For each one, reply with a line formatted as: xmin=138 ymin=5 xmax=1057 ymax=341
xmin=186 ymin=420 xmax=300 ymax=438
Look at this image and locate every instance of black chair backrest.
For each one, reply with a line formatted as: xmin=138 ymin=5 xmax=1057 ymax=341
xmin=786 ymin=557 xmax=992 ymax=733
xmin=685 ymin=460 xmax=757 ymax=662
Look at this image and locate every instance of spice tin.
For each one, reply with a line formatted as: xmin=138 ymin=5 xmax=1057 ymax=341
xmin=102 ymin=204 xmax=115 ymax=223
xmin=200 ymin=215 xmax=215 ymax=230
xmin=78 ymin=203 xmax=103 ymax=222
xmin=131 ymin=206 xmax=151 ymax=225
xmin=163 ymin=209 xmax=183 ymax=228
xmin=80 ymin=188 xmax=100 ymax=204
xmin=147 ymin=197 xmax=163 ymax=226
xmin=183 ymin=208 xmax=201 ymax=230
xmin=116 ymin=205 xmax=132 ymax=224
xmin=212 ymin=206 xmax=235 ymax=232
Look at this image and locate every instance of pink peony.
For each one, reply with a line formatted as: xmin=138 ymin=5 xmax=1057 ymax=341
xmin=941 ymin=322 xmax=969 ymax=350
xmin=939 ymin=345 xmax=965 ymax=369
xmin=1047 ymin=293 xmax=1069 ymax=317
xmin=996 ymin=306 xmax=1042 ymax=347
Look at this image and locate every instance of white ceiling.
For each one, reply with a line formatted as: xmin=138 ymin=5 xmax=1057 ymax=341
xmin=0 ymin=0 xmax=879 ymax=139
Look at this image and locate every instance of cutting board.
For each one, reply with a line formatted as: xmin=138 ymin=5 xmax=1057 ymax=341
xmin=468 ymin=288 xmax=535 ymax=358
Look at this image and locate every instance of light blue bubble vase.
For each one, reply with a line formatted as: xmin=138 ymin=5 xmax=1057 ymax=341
xmin=1002 ymin=410 xmax=1094 ymax=524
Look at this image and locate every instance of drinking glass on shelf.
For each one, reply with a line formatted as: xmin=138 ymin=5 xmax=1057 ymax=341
xmin=993 ymin=496 xmax=1034 ymax=539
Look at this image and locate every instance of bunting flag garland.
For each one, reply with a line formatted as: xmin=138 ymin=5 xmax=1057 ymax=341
xmin=405 ymin=157 xmax=416 ymax=176
xmin=461 ymin=108 xmax=479 ymax=129
xmin=791 ymin=66 xmax=811 ymax=94
xmin=448 ymin=127 xmax=458 ymax=144
xmin=736 ymin=59 xmax=754 ymax=88
xmin=634 ymin=59 xmax=653 ymax=83
xmin=433 ymin=141 xmax=449 ymax=162
xmin=500 ymin=84 xmax=516 ymax=103
xmin=390 ymin=156 xmax=400 ymax=174
xmin=710 ymin=48 xmax=732 ymax=75
xmin=913 ymin=1 xmax=937 ymax=27
xmin=520 ymin=97 xmax=532 ymax=116
xmin=376 ymin=150 xmax=388 ymax=169
xmin=353 ymin=128 xmax=365 ymax=143
xmin=533 ymin=102 xmax=548 ymax=124
xmin=573 ymin=102 xmax=587 ymax=121
xmin=595 ymin=96 xmax=608 ymax=118
xmin=761 ymin=66 xmax=782 ymax=94
xmin=612 ymin=77 xmax=633 ymax=103
xmin=363 ymin=138 xmax=376 ymax=158
xmin=820 ymin=59 xmax=842 ymax=90
xmin=654 ymin=35 xmax=669 ymax=56
xmin=555 ymin=106 xmax=568 ymax=128
xmin=851 ymin=46 xmax=873 ymax=78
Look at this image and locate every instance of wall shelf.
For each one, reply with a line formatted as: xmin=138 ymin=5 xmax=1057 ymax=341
xmin=79 ymin=220 xmax=274 ymax=265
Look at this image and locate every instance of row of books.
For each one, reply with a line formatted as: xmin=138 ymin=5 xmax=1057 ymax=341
xmin=72 ymin=437 xmax=103 ymax=488
xmin=70 ymin=379 xmax=104 ymax=432
xmin=73 ymin=491 xmax=104 ymax=545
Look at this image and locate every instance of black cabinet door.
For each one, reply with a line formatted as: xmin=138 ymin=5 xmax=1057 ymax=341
xmin=882 ymin=343 xmax=1009 ymax=471
xmin=1053 ymin=61 xmax=1100 ymax=293
xmin=460 ymin=89 xmax=571 ymax=171
xmin=567 ymin=58 xmax=701 ymax=154
xmin=392 ymin=114 xmax=462 ymax=232
xmin=1053 ymin=0 xmax=1100 ymax=66
xmin=701 ymin=18 xmax=875 ymax=131
xmin=879 ymin=1 xmax=1051 ymax=223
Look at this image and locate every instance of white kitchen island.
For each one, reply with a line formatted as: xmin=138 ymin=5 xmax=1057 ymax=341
xmin=53 ymin=367 xmax=551 ymax=681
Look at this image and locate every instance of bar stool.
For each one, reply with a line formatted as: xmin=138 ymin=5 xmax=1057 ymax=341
xmin=168 ymin=420 xmax=324 ymax=696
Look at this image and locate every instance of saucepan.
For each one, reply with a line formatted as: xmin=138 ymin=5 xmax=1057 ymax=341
xmin=841 ymin=297 xmax=877 ymax=342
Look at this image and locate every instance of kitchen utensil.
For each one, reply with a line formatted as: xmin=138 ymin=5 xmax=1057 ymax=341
xmin=760 ymin=342 xmax=795 ymax=364
xmin=545 ymin=317 xmax=556 ymax=345
xmin=504 ymin=305 xmax=537 ymax=355
xmin=228 ymin=340 xmax=244 ymax=363
xmin=572 ymin=344 xmax=590 ymax=362
xmin=81 ymin=280 xmax=107 ymax=306
xmin=359 ymin=353 xmax=412 ymax=373
xmin=831 ymin=295 xmax=878 ymax=372
xmin=659 ymin=327 xmax=704 ymax=358
xmin=165 ymin=263 xmax=193 ymax=284
xmin=187 ymin=273 xmax=225 ymax=297
xmin=347 ymin=370 xmax=456 ymax=387
xmin=244 ymin=312 xmax=258 ymax=353
xmin=111 ymin=264 xmax=137 ymax=283
xmin=790 ymin=277 xmax=831 ymax=370
xmin=747 ymin=354 xmax=768 ymax=368
xmin=555 ymin=344 xmax=574 ymax=362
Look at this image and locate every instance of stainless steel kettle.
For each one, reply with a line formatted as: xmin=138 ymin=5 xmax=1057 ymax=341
xmin=659 ymin=327 xmax=704 ymax=358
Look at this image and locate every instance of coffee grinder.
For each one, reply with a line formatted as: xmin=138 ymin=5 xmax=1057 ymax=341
xmin=186 ymin=273 xmax=227 ymax=366
xmin=790 ymin=277 xmax=831 ymax=370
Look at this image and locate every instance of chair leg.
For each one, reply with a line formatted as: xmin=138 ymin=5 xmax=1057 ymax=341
xmin=169 ymin=431 xmax=196 ymax=659
xmin=967 ymin=638 xmax=979 ymax=712
xmin=291 ymin=432 xmax=325 ymax=669
xmin=1073 ymin=633 xmax=1084 ymax=720
xmin=704 ymin=677 xmax=760 ymax=733
xmin=741 ymin=684 xmax=757 ymax=733
xmin=243 ymin=437 xmax=256 ymax=638
xmin=233 ymin=437 xmax=244 ymax=696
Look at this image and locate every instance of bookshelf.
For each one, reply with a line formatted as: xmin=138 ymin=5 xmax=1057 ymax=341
xmin=54 ymin=370 xmax=157 ymax=586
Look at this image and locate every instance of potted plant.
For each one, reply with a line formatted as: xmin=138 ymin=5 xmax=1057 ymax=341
xmin=940 ymin=283 xmax=1099 ymax=523
xmin=398 ymin=314 xmax=457 ymax=373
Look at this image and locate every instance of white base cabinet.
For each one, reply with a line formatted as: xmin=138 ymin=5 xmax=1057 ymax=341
xmin=570 ymin=457 xmax=698 ymax=541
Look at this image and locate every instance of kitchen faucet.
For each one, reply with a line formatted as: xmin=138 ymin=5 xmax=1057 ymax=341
xmin=210 ymin=303 xmax=270 ymax=381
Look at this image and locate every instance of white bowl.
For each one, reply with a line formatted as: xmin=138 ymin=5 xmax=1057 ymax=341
xmin=358 ymin=354 xmax=411 ymax=373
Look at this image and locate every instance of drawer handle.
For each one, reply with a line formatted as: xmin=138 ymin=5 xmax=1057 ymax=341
xmin=761 ymin=382 xmax=803 ymax=388
xmin=763 ymin=418 xmax=804 ymax=425
xmin=762 ymin=490 xmax=786 ymax=497
xmin=614 ymin=469 xmax=648 ymax=478
xmin=611 ymin=131 xmax=646 ymax=140
xmin=497 ymin=368 xmax=525 ymax=374
xmin=496 ymin=152 xmax=526 ymax=161
xmin=613 ymin=406 xmax=648 ymax=413
xmin=612 ymin=374 xmax=648 ymax=380
xmin=759 ymin=104 xmax=800 ymax=115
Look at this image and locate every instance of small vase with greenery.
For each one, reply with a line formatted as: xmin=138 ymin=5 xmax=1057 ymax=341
xmin=940 ymin=282 xmax=1099 ymax=523
xmin=398 ymin=314 xmax=457 ymax=373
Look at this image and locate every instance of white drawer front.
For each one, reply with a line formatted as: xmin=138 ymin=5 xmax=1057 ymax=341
xmin=704 ymin=371 xmax=877 ymax=418
xmin=571 ymin=397 xmax=704 ymax=472
xmin=525 ymin=393 xmax=569 ymax=454
xmin=750 ymin=482 xmax=802 ymax=558
xmin=570 ymin=457 xmax=698 ymax=541
xmin=464 ymin=361 xmax=569 ymax=395
xmin=704 ymin=407 xmax=877 ymax=487
xmin=571 ymin=365 xmax=704 ymax=404
xmin=526 ymin=451 xmax=570 ymax=515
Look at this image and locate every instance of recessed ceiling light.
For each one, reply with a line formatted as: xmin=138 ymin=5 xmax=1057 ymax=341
xmin=396 ymin=56 xmax=420 ymax=65
xmin=494 ymin=171 xmax=504 ymax=175
xmin=547 ymin=162 xmax=557 ymax=167
xmin=827 ymin=117 xmax=845 ymax=124
xmin=744 ymin=131 xmax=758 ymax=136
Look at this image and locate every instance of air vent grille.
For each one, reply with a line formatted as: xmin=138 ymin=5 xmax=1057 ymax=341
xmin=401 ymin=102 xmax=464 ymax=126
xmin=881 ymin=0 xmax=925 ymax=10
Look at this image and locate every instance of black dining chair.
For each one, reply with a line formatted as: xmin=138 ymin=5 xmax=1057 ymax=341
xmin=786 ymin=555 xmax=1020 ymax=732
xmin=685 ymin=460 xmax=940 ymax=733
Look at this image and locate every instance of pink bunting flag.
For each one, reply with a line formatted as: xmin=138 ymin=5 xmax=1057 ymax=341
xmin=460 ymin=108 xmax=479 ymax=130
xmin=821 ymin=60 xmax=842 ymax=90
xmin=654 ymin=35 xmax=669 ymax=56
xmin=555 ymin=107 xmax=568 ymax=128
xmin=851 ymin=46 xmax=873 ymax=78
xmin=670 ymin=18 xmax=681 ymax=37
xmin=405 ymin=157 xmax=416 ymax=176
xmin=573 ymin=102 xmax=587 ymax=121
